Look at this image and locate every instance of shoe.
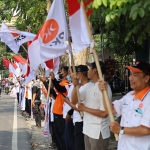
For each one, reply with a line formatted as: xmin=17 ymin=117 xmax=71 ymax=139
xmin=49 ymin=143 xmax=57 ymax=149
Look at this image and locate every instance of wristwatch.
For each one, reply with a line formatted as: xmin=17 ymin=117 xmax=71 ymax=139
xmin=120 ymin=127 xmax=124 ymax=134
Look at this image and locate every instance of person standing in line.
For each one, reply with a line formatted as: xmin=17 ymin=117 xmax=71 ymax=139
xmin=14 ymin=77 xmax=20 ymax=105
xmin=99 ymin=61 xmax=150 ymax=150
xmin=25 ymin=81 xmax=33 ymax=118
xmin=50 ymin=66 xmax=69 ymax=150
xmin=32 ymin=78 xmax=42 ymax=128
xmin=72 ymin=61 xmax=112 ymax=150
xmin=64 ymin=65 xmax=89 ymax=150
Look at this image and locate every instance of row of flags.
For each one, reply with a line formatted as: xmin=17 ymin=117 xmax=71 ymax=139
xmin=1 ymin=0 xmax=93 ymax=84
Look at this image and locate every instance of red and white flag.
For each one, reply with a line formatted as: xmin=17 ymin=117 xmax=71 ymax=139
xmin=0 ymin=22 xmax=36 ymax=53
xmin=2 ymin=56 xmax=10 ymax=68
xmin=28 ymin=0 xmax=70 ymax=70
xmin=67 ymin=0 xmax=92 ymax=53
xmin=9 ymin=63 xmax=16 ymax=74
xmin=13 ymin=55 xmax=26 ymax=65
xmin=45 ymin=57 xmax=60 ymax=77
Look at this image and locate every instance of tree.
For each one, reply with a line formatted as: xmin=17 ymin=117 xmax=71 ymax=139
xmin=0 ymin=0 xmax=48 ymax=33
xmin=91 ymin=0 xmax=150 ymax=45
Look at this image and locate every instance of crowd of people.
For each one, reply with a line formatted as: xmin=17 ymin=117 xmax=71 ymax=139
xmin=10 ymin=60 xmax=150 ymax=150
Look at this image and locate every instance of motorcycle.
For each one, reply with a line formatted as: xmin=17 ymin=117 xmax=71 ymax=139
xmin=108 ymin=70 xmax=125 ymax=95
xmin=5 ymin=86 xmax=9 ymax=95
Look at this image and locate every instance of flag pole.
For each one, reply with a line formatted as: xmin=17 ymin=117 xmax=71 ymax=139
xmin=65 ymin=51 xmax=72 ymax=74
xmin=81 ymin=0 xmax=118 ymax=141
xmin=21 ymin=45 xmax=28 ymax=53
xmin=63 ymin=0 xmax=83 ymax=117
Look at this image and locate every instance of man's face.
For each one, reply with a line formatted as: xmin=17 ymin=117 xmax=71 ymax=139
xmin=88 ymin=67 xmax=96 ymax=80
xmin=129 ymin=71 xmax=150 ymax=91
xmin=76 ymin=72 xmax=83 ymax=80
xmin=61 ymin=68 xmax=68 ymax=77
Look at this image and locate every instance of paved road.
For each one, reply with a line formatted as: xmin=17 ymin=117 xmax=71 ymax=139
xmin=0 ymin=91 xmax=31 ymax=150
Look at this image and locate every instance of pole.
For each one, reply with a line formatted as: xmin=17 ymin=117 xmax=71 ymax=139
xmin=65 ymin=52 xmax=72 ymax=74
xmin=21 ymin=45 xmax=28 ymax=53
xmin=63 ymin=0 xmax=83 ymax=117
xmin=81 ymin=0 xmax=118 ymax=141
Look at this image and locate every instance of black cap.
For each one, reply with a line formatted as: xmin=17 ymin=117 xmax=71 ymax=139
xmin=61 ymin=66 xmax=69 ymax=72
xmin=76 ymin=65 xmax=88 ymax=72
xmin=86 ymin=61 xmax=106 ymax=74
xmin=126 ymin=61 xmax=150 ymax=75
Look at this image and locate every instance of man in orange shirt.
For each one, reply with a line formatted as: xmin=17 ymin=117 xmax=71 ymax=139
xmin=50 ymin=66 xmax=69 ymax=150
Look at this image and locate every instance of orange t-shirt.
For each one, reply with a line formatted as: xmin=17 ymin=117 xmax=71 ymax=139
xmin=52 ymin=80 xmax=69 ymax=115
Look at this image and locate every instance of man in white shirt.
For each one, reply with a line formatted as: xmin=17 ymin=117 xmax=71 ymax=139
xmin=65 ymin=65 xmax=89 ymax=150
xmin=72 ymin=61 xmax=112 ymax=150
xmin=99 ymin=61 xmax=150 ymax=150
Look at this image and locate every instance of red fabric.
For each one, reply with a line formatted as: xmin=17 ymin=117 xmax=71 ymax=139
xmin=67 ymin=0 xmax=93 ymax=17
xmin=13 ymin=55 xmax=26 ymax=65
xmin=83 ymin=0 xmax=93 ymax=17
xmin=2 ymin=56 xmax=10 ymax=68
xmin=45 ymin=59 xmax=54 ymax=69
xmin=12 ymin=63 xmax=18 ymax=69
xmin=9 ymin=72 xmax=13 ymax=77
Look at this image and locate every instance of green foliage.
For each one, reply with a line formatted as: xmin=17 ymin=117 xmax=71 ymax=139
xmin=91 ymin=0 xmax=150 ymax=47
xmin=88 ymin=0 xmax=150 ymax=57
xmin=0 ymin=0 xmax=47 ymax=33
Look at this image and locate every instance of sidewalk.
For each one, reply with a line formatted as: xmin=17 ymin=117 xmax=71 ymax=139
xmin=26 ymin=94 xmax=123 ymax=150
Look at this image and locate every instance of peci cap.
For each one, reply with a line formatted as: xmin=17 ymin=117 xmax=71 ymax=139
xmin=76 ymin=65 xmax=89 ymax=72
xmin=86 ymin=61 xmax=106 ymax=74
xmin=126 ymin=61 xmax=150 ymax=75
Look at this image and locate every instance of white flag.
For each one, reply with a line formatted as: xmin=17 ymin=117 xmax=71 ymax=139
xmin=28 ymin=0 xmax=70 ymax=70
xmin=0 ymin=22 xmax=36 ymax=53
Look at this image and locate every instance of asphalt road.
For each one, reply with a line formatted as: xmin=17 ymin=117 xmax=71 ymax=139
xmin=0 ymin=91 xmax=31 ymax=150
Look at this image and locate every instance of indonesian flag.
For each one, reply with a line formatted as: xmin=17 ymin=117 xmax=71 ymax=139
xmin=9 ymin=63 xmax=16 ymax=74
xmin=28 ymin=0 xmax=70 ymax=70
xmin=12 ymin=55 xmax=26 ymax=65
xmin=9 ymin=72 xmax=13 ymax=77
xmin=45 ymin=57 xmax=60 ymax=77
xmin=67 ymin=0 xmax=92 ymax=53
xmin=0 ymin=22 xmax=36 ymax=53
xmin=2 ymin=56 xmax=10 ymax=68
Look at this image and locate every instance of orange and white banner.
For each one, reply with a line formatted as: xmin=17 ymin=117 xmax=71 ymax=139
xmin=0 ymin=22 xmax=36 ymax=53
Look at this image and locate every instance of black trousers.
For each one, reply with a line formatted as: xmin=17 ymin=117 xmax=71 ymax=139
xmin=74 ymin=122 xmax=85 ymax=150
xmin=25 ymin=98 xmax=31 ymax=116
xmin=53 ymin=114 xmax=66 ymax=150
xmin=17 ymin=93 xmax=19 ymax=104
xmin=65 ymin=120 xmax=75 ymax=150
xmin=33 ymin=102 xmax=41 ymax=127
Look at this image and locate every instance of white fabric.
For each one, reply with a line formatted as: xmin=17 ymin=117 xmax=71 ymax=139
xmin=0 ymin=22 xmax=36 ymax=54
xmin=50 ymin=98 xmax=55 ymax=122
xmin=18 ymin=62 xmax=27 ymax=74
xmin=9 ymin=63 xmax=16 ymax=74
xmin=69 ymin=7 xmax=90 ymax=54
xmin=113 ymin=90 xmax=150 ymax=150
xmin=44 ymin=100 xmax=50 ymax=137
xmin=39 ymin=0 xmax=70 ymax=59
xmin=26 ymin=81 xmax=33 ymax=100
xmin=73 ymin=83 xmax=89 ymax=124
xmin=80 ymin=81 xmax=112 ymax=139
xmin=15 ymin=82 xmax=20 ymax=93
xmin=10 ymin=87 xmax=17 ymax=98
xmin=22 ymin=71 xmax=36 ymax=86
xmin=28 ymin=0 xmax=70 ymax=71
xmin=63 ymin=83 xmax=74 ymax=118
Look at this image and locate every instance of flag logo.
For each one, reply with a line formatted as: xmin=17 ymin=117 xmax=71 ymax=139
xmin=40 ymin=19 xmax=59 ymax=44
xmin=11 ymin=33 xmax=20 ymax=37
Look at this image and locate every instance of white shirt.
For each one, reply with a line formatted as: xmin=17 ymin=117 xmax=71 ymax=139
xmin=113 ymin=87 xmax=150 ymax=150
xmin=63 ymin=83 xmax=74 ymax=118
xmin=15 ymin=82 xmax=20 ymax=93
xmin=80 ymin=81 xmax=112 ymax=139
xmin=73 ymin=83 xmax=89 ymax=124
